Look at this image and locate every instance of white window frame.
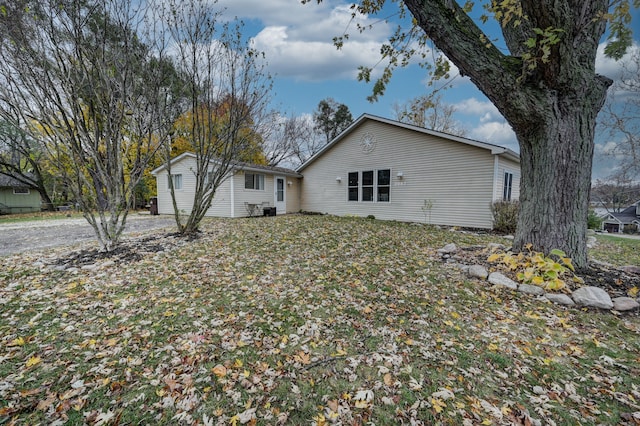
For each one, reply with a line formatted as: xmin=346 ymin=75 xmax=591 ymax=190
xmin=168 ymin=173 xmax=183 ymax=190
xmin=13 ymin=187 xmax=30 ymax=195
xmin=347 ymin=169 xmax=391 ymax=203
xmin=503 ymin=171 xmax=513 ymax=201
xmin=245 ymin=173 xmax=265 ymax=191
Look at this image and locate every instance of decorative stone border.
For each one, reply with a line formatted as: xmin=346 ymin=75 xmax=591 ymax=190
xmin=437 ymin=243 xmax=640 ymax=312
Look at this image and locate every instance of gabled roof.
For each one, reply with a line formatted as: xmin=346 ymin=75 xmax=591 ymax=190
xmin=0 ymin=174 xmax=30 ymax=188
xmin=606 ymin=203 xmax=640 ymax=224
xmin=151 ymin=152 xmax=302 ymax=178
xmin=297 ymin=113 xmax=520 ymax=172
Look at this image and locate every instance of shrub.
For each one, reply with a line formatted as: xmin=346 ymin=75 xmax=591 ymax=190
xmin=488 ymin=244 xmax=582 ymax=292
xmin=587 ymin=210 xmax=602 ymax=230
xmin=491 ymin=201 xmax=519 ymax=234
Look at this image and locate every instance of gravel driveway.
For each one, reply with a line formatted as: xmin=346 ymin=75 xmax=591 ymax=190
xmin=0 ymin=214 xmax=176 ymax=257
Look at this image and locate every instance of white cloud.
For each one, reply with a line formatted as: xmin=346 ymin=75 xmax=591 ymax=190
xmin=594 ymin=140 xmax=620 ymax=156
xmin=595 ymin=41 xmax=639 ymax=80
xmin=454 ymin=98 xmax=501 ymax=120
xmin=448 ymin=97 xmax=517 ymax=148
xmin=216 ymin=1 xmax=391 ymax=81
xmin=470 ymin=121 xmax=517 ymax=148
xmin=251 ymin=26 xmax=384 ymax=81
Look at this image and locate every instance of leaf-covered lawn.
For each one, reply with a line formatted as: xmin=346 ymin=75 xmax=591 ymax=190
xmin=1 ymin=215 xmax=639 ymax=425
xmin=592 ymin=234 xmax=640 ymax=267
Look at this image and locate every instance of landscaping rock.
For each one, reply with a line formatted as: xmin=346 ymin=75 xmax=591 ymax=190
xmin=621 ymin=265 xmax=640 ymax=275
xmin=518 ymin=284 xmax=545 ymax=296
xmin=586 ymin=236 xmax=597 ymax=248
xmin=487 ymin=242 xmax=506 ymax=251
xmin=468 ymin=265 xmax=489 ymax=280
xmin=571 ymin=286 xmax=614 ymax=310
xmin=488 ymin=272 xmax=518 ymax=290
xmin=612 ymin=297 xmax=640 ymax=311
xmin=437 ymin=243 xmax=457 ymax=254
xmin=544 ymin=293 xmax=575 ymax=306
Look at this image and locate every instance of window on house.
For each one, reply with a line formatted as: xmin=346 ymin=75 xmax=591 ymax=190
xmin=13 ymin=187 xmax=30 ymax=195
xmin=348 ymin=172 xmax=359 ymax=201
xmin=167 ymin=174 xmax=182 ymax=190
xmin=206 ymin=171 xmax=215 ymax=185
xmin=347 ymin=169 xmax=391 ymax=202
xmin=503 ymin=171 xmax=513 ymax=201
xmin=362 ymin=170 xmax=374 ymax=202
xmin=377 ymin=169 xmax=390 ymax=202
xmin=245 ymin=173 xmax=265 ymax=190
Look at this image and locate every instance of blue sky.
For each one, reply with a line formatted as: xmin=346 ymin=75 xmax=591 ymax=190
xmin=214 ymin=0 xmax=639 ymax=179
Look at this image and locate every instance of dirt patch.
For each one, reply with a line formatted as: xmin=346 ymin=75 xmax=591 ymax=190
xmin=50 ymin=230 xmax=203 ymax=268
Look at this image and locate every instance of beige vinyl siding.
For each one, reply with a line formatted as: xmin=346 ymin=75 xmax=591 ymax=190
xmin=155 ymin=159 xmax=195 ymax=215
xmin=300 ymin=120 xmax=498 ymax=228
xmin=495 ymin=157 xmax=521 ymax=202
xmin=206 ymin=176 xmax=233 ymax=217
xmin=154 ymin=158 xmax=233 ymax=217
xmin=286 ymin=178 xmax=301 ymax=213
xmin=233 ymin=171 xmax=274 ymax=217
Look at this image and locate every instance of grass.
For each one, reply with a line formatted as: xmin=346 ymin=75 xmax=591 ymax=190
xmin=592 ymin=234 xmax=640 ymax=266
xmin=0 ymin=210 xmax=84 ymax=223
xmin=0 ymin=215 xmax=639 ymax=425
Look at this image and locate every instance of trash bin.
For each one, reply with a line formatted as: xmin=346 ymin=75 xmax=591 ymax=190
xmin=263 ymin=207 xmax=276 ymax=217
xmin=150 ymin=197 xmax=158 ymax=215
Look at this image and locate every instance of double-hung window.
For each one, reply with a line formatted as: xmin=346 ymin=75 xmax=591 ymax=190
xmin=348 ymin=172 xmax=359 ymax=201
xmin=168 ymin=174 xmax=183 ymax=190
xmin=361 ymin=171 xmax=374 ymax=201
xmin=347 ymin=169 xmax=391 ymax=202
xmin=377 ymin=169 xmax=390 ymax=202
xmin=503 ymin=171 xmax=513 ymax=201
xmin=245 ymin=173 xmax=265 ymax=190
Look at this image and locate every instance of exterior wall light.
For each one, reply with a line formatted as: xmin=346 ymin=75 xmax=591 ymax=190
xmin=336 ymin=176 xmax=342 ymax=182
xmin=397 ymin=171 xmax=404 ymax=179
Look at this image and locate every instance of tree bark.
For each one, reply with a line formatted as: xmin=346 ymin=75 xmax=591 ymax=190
xmin=514 ymin=86 xmax=608 ymax=268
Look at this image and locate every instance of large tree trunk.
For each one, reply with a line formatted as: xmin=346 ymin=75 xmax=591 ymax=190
xmin=402 ymin=0 xmax=612 ymax=269
xmin=514 ymin=91 xmax=606 ymax=269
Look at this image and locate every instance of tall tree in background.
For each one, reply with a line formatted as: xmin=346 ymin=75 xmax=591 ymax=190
xmin=261 ymin=113 xmax=314 ymax=167
xmin=307 ymin=0 xmax=638 ymax=268
xmin=392 ymin=93 xmax=467 ymax=136
xmin=313 ymin=98 xmax=354 ymax=144
xmin=163 ymin=0 xmax=272 ymax=235
xmin=0 ymin=0 xmax=181 ymax=251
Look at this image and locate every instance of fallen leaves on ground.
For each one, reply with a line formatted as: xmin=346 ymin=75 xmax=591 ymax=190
xmin=0 ymin=215 xmax=639 ymax=425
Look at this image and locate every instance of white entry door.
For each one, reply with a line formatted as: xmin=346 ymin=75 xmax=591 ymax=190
xmin=274 ymin=176 xmax=286 ymax=214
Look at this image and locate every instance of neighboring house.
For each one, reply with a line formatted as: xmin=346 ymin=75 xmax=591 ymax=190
xmin=153 ymin=114 xmax=521 ymax=229
xmin=297 ymin=114 xmax=520 ymax=229
xmin=0 ymin=174 xmax=41 ymax=214
xmin=151 ymin=153 xmax=302 ymax=218
xmin=601 ymin=201 xmax=640 ymax=233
